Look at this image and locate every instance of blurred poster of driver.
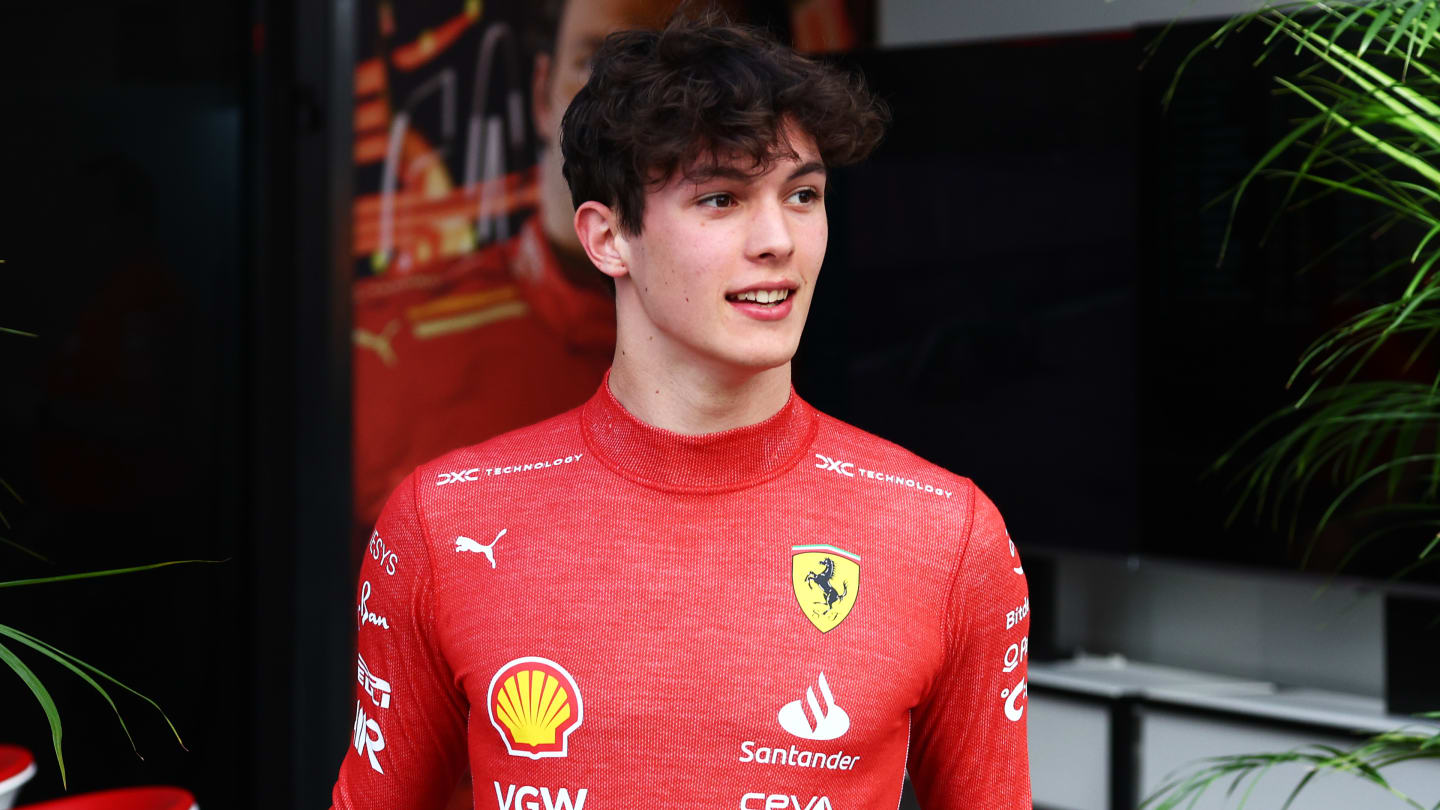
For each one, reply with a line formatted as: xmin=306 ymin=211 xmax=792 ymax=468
xmin=353 ymin=0 xmax=719 ymax=535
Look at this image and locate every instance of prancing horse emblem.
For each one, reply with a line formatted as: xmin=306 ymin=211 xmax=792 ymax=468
xmin=806 ymin=559 xmax=848 ymax=611
xmin=456 ymin=528 xmax=505 ymax=568
xmin=790 ymin=544 xmax=861 ymax=633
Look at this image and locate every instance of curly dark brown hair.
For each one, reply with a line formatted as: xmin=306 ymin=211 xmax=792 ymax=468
xmin=559 ymin=11 xmax=889 ymax=235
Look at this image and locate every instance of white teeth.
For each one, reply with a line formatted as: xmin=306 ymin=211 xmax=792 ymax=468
xmin=730 ymin=289 xmax=791 ymax=304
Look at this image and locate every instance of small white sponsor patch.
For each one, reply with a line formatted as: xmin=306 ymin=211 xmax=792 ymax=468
xmin=810 ymin=452 xmax=953 ymax=499
xmin=357 ymin=653 xmax=392 ymax=709
xmin=493 ymin=783 xmax=588 ymax=810
xmin=1006 ymin=597 xmax=1030 ymax=630
xmin=352 ymin=700 xmax=385 ymax=774
xmin=1002 ymin=676 xmax=1028 ymax=722
xmin=356 ymin=581 xmax=390 ymax=631
xmin=482 ymin=454 xmax=584 ymax=478
xmin=739 ymin=795 xmax=834 ymax=810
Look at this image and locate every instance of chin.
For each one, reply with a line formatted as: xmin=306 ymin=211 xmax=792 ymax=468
xmin=724 ymin=345 xmax=799 ymax=372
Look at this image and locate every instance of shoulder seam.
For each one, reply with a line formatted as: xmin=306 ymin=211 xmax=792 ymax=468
xmin=410 ymin=472 xmax=446 ymax=667
xmin=939 ymin=481 xmax=978 ymax=663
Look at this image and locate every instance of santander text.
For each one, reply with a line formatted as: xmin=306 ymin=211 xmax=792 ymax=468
xmin=739 ymin=741 xmax=858 ymax=770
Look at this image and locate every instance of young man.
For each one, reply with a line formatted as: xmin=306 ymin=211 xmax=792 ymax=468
xmin=333 ymin=15 xmax=1031 ymax=810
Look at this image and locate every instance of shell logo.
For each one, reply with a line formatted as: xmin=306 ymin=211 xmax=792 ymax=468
xmin=487 ymin=656 xmax=584 ymax=759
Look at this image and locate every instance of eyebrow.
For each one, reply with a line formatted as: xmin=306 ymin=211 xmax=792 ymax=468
xmin=787 ymin=161 xmax=827 ymax=181
xmin=699 ymin=161 xmax=828 ymax=183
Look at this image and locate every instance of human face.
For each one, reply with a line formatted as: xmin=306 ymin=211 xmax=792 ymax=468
xmin=533 ymin=0 xmax=680 ymax=253
xmin=613 ymin=126 xmax=829 ymax=375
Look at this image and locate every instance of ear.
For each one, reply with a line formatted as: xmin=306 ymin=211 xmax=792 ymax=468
xmin=574 ymin=201 xmax=630 ymax=280
xmin=531 ymin=52 xmax=554 ymax=142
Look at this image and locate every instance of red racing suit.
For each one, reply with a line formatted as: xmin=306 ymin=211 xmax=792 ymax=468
xmin=333 ymin=378 xmax=1032 ymax=810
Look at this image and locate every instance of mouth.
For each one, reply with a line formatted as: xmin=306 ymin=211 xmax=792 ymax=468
xmin=724 ymin=288 xmax=793 ymax=307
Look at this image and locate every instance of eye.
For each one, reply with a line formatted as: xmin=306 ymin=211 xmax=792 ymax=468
xmin=787 ymin=187 xmax=822 ymax=205
xmin=699 ymin=193 xmax=737 ymax=209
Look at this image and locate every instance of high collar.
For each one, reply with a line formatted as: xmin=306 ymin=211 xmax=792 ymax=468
xmin=579 ymin=373 xmax=818 ymax=493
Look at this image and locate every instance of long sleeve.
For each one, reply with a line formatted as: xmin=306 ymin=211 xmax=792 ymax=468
xmin=332 ymin=473 xmax=469 ymax=809
xmin=907 ymin=485 xmax=1032 ymax=809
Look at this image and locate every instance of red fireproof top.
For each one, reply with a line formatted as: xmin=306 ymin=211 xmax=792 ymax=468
xmin=333 ymin=378 xmax=1031 ymax=810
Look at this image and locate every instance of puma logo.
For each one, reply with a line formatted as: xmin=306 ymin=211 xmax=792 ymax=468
xmin=353 ymin=319 xmax=401 ymax=367
xmin=455 ymin=528 xmax=505 ymax=568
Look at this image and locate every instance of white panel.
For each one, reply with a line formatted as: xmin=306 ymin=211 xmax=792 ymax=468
xmin=880 ymin=0 xmax=1267 ymax=48
xmin=1053 ymin=555 xmax=1383 ymax=697
xmin=1141 ymin=708 xmax=1440 ymax=810
xmin=1030 ymin=693 xmax=1110 ymax=810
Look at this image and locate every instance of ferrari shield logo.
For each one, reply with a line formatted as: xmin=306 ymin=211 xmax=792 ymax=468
xmin=791 ymin=544 xmax=860 ymax=633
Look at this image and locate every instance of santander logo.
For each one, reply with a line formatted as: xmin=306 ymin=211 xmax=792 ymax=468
xmin=777 ymin=672 xmax=849 ymax=741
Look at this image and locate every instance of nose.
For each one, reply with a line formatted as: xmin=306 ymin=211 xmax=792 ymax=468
xmin=745 ymin=199 xmax=795 ymax=263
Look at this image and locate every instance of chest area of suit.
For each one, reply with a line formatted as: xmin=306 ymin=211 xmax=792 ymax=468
xmin=429 ymin=495 xmax=945 ymax=767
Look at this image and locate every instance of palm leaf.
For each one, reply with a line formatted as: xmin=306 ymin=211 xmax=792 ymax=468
xmin=0 ymin=623 xmax=184 ymax=749
xmin=0 ymin=535 xmax=51 ymax=564
xmin=0 ymin=624 xmax=140 ymax=754
xmin=0 ymin=638 xmax=66 ymax=788
xmin=0 ymin=559 xmax=220 ymax=590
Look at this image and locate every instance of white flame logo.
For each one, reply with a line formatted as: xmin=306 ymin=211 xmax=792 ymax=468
xmin=778 ymin=672 xmax=850 ymax=741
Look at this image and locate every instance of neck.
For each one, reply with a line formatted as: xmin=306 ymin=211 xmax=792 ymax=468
xmin=608 ymin=341 xmax=793 ymax=435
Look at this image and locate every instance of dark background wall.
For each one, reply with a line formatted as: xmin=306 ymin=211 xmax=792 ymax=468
xmin=801 ymin=34 xmax=1140 ymax=559
xmin=0 ymin=1 xmax=250 ymax=803
xmin=1 ymin=1 xmax=353 ymax=807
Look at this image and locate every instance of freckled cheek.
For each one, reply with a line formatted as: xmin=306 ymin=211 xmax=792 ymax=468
xmin=799 ymin=222 xmax=829 ymax=268
xmin=805 ymin=216 xmax=829 ymax=245
xmin=689 ymin=261 xmax=724 ymax=304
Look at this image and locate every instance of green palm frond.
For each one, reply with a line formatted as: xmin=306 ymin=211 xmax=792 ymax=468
xmin=1143 ymin=727 xmax=1440 ymax=809
xmin=1144 ymin=3 xmax=1440 ymax=807
xmin=0 ymin=561 xmax=217 ymax=786
xmin=0 ymin=559 xmax=219 ymax=590
xmin=5 ymin=234 xmax=195 ymax=787
xmin=1159 ymin=1 xmax=1440 ymax=570
xmin=0 ymin=639 xmax=65 ymax=787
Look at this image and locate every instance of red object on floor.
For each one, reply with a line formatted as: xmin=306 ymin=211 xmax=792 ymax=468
xmin=0 ymin=746 xmax=35 ymax=782
xmin=0 ymin=746 xmax=37 ymax=808
xmin=18 ymin=787 xmax=196 ymax=810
